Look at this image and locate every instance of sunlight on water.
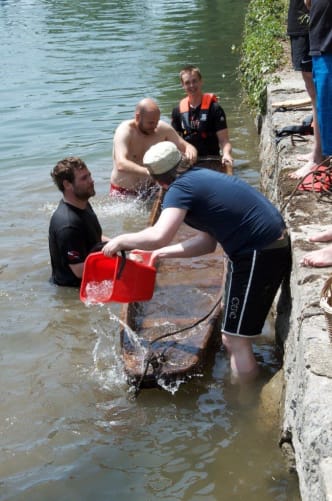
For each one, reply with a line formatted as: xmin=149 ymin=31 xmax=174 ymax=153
xmin=42 ymin=202 xmax=58 ymax=214
xmin=157 ymin=375 xmax=196 ymax=395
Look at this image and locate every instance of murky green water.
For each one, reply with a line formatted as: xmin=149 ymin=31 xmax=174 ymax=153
xmin=0 ymin=1 xmax=299 ymax=499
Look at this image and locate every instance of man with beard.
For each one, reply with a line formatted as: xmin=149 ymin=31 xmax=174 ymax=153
xmin=49 ymin=157 xmax=109 ymax=287
xmin=110 ymin=98 xmax=197 ymax=197
xmin=103 ymin=142 xmax=291 ymax=383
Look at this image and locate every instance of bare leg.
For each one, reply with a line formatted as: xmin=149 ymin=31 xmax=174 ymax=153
xmin=289 ymin=71 xmax=325 ymax=179
xmin=222 ymin=333 xmax=259 ymax=384
xmin=309 ymin=227 xmax=332 ymax=243
xmin=300 ymin=244 xmax=332 ymax=267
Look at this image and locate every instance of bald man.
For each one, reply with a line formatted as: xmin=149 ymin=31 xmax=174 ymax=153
xmin=110 ymin=98 xmax=197 ymax=197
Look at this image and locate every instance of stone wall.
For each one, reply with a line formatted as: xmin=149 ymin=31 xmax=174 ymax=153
xmin=260 ymin=70 xmax=332 ymax=501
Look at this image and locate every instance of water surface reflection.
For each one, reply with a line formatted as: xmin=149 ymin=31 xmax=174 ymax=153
xmin=0 ymin=0 xmax=299 ymax=499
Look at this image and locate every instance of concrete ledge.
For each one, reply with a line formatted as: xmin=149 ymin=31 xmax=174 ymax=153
xmin=260 ymin=70 xmax=332 ymax=501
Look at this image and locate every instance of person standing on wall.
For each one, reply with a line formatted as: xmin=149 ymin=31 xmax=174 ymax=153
xmin=300 ymin=0 xmax=332 ymax=268
xmin=287 ymin=0 xmax=324 ymax=179
xmin=304 ymin=0 xmax=332 ymax=158
xmin=171 ymin=65 xmax=233 ymax=175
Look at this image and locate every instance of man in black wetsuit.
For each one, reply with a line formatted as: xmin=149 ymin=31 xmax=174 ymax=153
xmin=49 ymin=157 xmax=109 ymax=287
xmin=171 ymin=64 xmax=233 ymax=174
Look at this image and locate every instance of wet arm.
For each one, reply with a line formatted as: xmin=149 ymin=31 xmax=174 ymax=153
xmin=69 ymin=262 xmax=84 ymax=279
xmin=151 ymin=231 xmax=217 ymax=262
xmin=69 ymin=235 xmax=110 ymax=278
xmin=164 ymin=124 xmax=197 ymax=164
xmin=217 ymin=129 xmax=233 ymax=174
xmin=103 ymin=207 xmax=186 ymax=256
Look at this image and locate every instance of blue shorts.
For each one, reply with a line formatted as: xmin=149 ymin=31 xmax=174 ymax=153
xmin=312 ymin=54 xmax=332 ymax=156
xmin=221 ymin=234 xmax=291 ymax=337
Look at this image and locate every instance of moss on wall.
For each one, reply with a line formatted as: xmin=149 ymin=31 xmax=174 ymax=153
xmin=239 ymin=0 xmax=288 ymax=114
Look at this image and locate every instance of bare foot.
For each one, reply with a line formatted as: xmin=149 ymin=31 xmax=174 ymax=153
xmin=289 ymin=162 xmax=319 ymax=179
xmin=300 ymin=245 xmax=332 ymax=267
xmin=297 ymin=152 xmax=314 ymax=162
xmin=309 ymin=228 xmax=332 ymax=243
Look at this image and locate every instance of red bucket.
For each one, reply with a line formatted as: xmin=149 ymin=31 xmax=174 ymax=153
xmin=80 ymin=250 xmax=156 ymax=304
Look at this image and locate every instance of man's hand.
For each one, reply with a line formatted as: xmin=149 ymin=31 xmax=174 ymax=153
xmin=103 ymin=238 xmax=123 ymax=257
xmin=184 ymin=142 xmax=198 ymax=164
xmin=221 ymin=153 xmax=234 ymax=175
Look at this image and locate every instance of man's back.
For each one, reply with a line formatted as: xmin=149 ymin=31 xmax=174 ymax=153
xmin=163 ymin=167 xmax=285 ymax=256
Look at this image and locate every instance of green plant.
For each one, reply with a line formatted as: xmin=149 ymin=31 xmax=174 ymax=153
xmin=239 ymin=0 xmax=288 ymax=114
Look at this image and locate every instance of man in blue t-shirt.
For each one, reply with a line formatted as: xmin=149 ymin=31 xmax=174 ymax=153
xmin=103 ymin=142 xmax=291 ymax=383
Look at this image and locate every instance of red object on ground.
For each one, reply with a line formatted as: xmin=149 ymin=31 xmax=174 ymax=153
xmin=298 ymin=165 xmax=332 ymax=192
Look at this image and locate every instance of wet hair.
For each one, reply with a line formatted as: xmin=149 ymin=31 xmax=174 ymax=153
xmin=150 ymin=156 xmax=192 ymax=185
xmin=51 ymin=157 xmax=88 ymax=192
xmin=179 ymin=65 xmax=202 ymax=83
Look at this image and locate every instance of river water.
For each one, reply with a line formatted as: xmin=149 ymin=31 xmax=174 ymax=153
xmin=0 ymin=1 xmax=300 ymax=499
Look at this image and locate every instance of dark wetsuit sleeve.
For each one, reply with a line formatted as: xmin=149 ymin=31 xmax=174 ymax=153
xmin=59 ymin=227 xmax=90 ymax=265
xmin=210 ymin=102 xmax=228 ymax=132
xmin=49 ymin=201 xmax=102 ymax=286
xmin=171 ymin=106 xmax=183 ymax=135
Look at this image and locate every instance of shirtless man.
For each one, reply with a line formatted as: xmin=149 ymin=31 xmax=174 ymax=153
xmin=301 ymin=227 xmax=332 ymax=267
xmin=110 ymin=98 xmax=197 ymax=197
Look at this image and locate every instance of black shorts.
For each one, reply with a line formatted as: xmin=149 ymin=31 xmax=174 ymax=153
xmin=290 ymin=35 xmax=312 ymax=72
xmin=221 ymin=234 xmax=291 ymax=338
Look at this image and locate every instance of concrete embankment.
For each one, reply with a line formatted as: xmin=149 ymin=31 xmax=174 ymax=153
xmin=259 ymin=69 xmax=332 ymax=501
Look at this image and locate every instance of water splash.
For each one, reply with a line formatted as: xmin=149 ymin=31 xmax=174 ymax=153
xmin=91 ymin=310 xmax=194 ymax=396
xmin=108 ymin=311 xmax=148 ymax=365
xmin=94 ymin=196 xmax=149 ymax=219
xmin=157 ymin=376 xmax=188 ymax=395
xmin=91 ymin=321 xmax=127 ymax=392
xmin=84 ymin=280 xmax=114 ymax=304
